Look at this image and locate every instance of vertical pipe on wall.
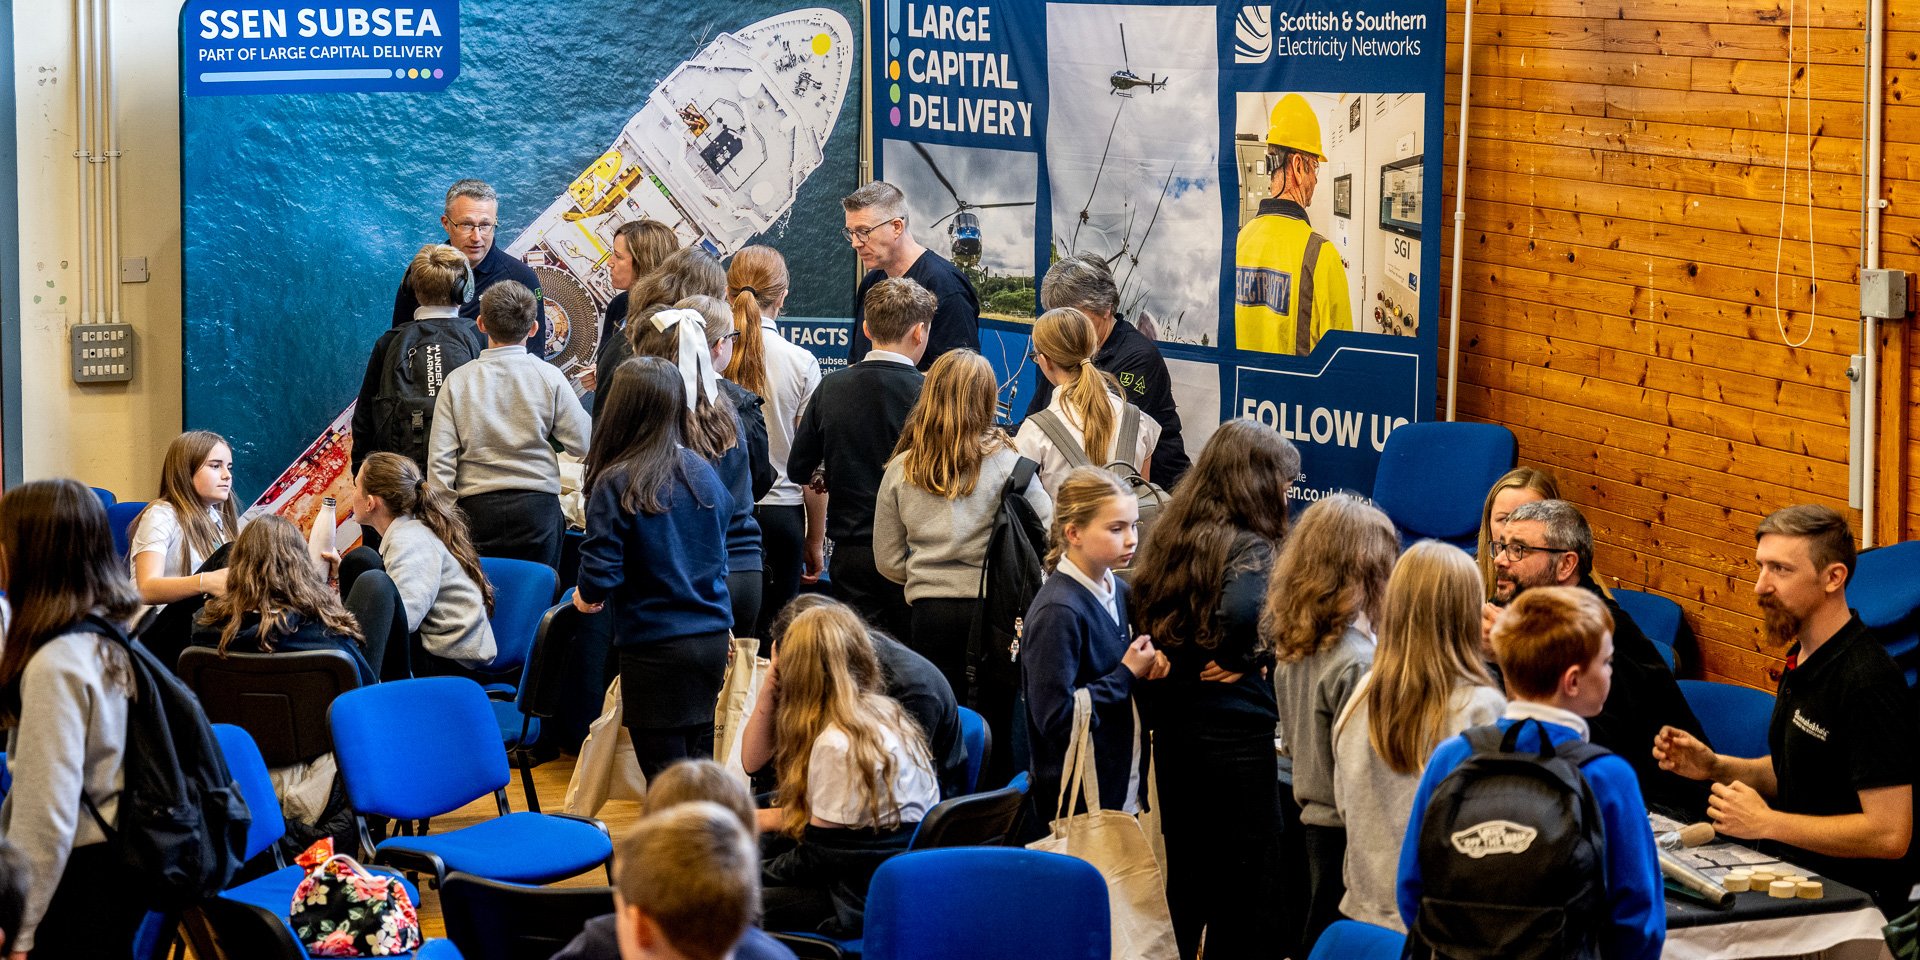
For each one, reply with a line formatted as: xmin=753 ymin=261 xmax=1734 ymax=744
xmin=1861 ymin=0 xmax=1885 ymax=547
xmin=73 ymin=0 xmax=92 ymax=325
xmin=1443 ymin=0 xmax=1474 ymax=421
xmin=102 ymin=0 xmax=120 ymax=323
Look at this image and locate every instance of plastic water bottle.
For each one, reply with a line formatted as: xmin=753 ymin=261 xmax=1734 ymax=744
xmin=308 ymin=497 xmax=337 ymax=565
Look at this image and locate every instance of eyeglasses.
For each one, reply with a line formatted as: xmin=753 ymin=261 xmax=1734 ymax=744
xmin=1490 ymin=540 xmax=1574 ymax=562
xmin=843 ymin=218 xmax=901 ymax=244
xmin=449 ymin=220 xmax=498 ymax=236
xmin=724 ymin=332 xmax=741 ymax=342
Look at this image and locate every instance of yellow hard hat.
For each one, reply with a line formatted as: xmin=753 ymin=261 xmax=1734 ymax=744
xmin=1266 ymin=94 xmax=1326 ymax=161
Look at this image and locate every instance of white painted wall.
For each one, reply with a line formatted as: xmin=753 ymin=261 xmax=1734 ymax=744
xmin=14 ymin=0 xmax=185 ymax=495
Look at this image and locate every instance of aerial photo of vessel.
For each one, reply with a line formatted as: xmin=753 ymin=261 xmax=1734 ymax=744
xmin=508 ymin=7 xmax=854 ymax=387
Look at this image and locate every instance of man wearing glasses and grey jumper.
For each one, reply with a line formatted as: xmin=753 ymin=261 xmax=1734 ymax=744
xmin=389 ymin=179 xmax=549 ymax=358
xmin=1484 ymin=498 xmax=1713 ymax=818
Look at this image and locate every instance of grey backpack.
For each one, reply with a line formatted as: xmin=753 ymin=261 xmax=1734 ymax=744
xmin=1029 ymin=403 xmax=1168 ymax=540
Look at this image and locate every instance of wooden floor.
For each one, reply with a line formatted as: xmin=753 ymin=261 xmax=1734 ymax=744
xmin=413 ymin=753 xmax=637 ymax=940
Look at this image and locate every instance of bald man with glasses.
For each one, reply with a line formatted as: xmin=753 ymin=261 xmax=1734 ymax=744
xmin=390 ymin=178 xmax=549 ymax=358
xmin=1484 ymin=498 xmax=1712 ymax=818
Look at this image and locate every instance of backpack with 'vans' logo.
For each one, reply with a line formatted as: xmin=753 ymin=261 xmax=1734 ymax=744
xmin=1407 ymin=719 xmax=1609 ymax=960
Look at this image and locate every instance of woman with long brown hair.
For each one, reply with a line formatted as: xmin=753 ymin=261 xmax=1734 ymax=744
xmin=349 ymin=451 xmax=496 ymax=674
xmin=1011 ymin=306 xmax=1160 ymax=496
xmin=129 ymin=429 xmax=242 ymax=605
xmin=873 ymin=350 xmax=1051 ymax=692
xmin=193 ymin=515 xmax=375 ymax=684
xmin=1127 ymin=419 xmax=1298 ymax=960
xmin=1331 ymin=540 xmax=1504 ymax=932
xmin=727 ymin=246 xmax=827 ymax=640
xmin=587 ymin=219 xmax=678 ymax=394
xmin=1264 ymin=492 xmax=1401 ymax=957
xmin=759 ymin=600 xmax=936 ymax=937
xmin=0 ymin=479 xmax=146 ymax=957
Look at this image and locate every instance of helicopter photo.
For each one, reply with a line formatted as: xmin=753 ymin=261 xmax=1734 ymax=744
xmin=1108 ymin=24 xmax=1166 ymax=97
xmin=910 ymin=140 xmax=1036 ymax=269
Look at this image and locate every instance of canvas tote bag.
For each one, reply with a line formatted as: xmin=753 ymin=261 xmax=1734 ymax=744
xmin=713 ymin=635 xmax=770 ymax=787
xmin=563 ymin=679 xmax=649 ymax=816
xmin=1028 ymin=688 xmax=1179 ymax=960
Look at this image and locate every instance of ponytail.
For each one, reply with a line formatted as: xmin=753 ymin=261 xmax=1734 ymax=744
xmin=725 ymin=287 xmax=772 ymax=398
xmin=1032 ymin=308 xmax=1122 ymax=463
xmin=357 ymin=452 xmax=495 ymax=615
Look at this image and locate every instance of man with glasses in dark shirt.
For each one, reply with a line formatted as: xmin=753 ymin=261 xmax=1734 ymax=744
xmin=1487 ymin=498 xmax=1711 ymax=817
xmin=389 ymin=179 xmax=549 ymax=358
xmin=843 ymin=180 xmax=979 ymax=370
xmin=1657 ymin=505 xmax=1919 ymax=914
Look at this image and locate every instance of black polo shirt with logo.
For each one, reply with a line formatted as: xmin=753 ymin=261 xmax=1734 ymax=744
xmin=1767 ymin=612 xmax=1920 ymax=901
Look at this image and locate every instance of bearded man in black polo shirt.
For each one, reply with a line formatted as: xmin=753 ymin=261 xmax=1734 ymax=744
xmin=1656 ymin=505 xmax=1919 ymax=913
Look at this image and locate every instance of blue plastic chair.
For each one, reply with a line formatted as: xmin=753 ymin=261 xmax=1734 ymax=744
xmin=1614 ymin=588 xmax=1684 ymax=663
xmin=862 ymin=848 xmax=1109 ymax=960
xmin=92 ymin=486 xmax=118 ymax=508
xmin=108 ymin=500 xmax=146 ymax=560
xmin=329 ymin=677 xmax=612 ymax=888
xmin=1677 ymin=679 xmax=1776 ymax=760
xmin=956 ymin=705 xmax=990 ymax=795
xmin=1309 ymin=920 xmax=1406 ymax=960
xmin=1854 ymin=541 xmax=1920 ymax=687
xmin=908 ymin=772 xmax=1030 ymax=849
xmin=477 ymin=557 xmax=559 ymax=681
xmin=204 ymin=724 xmax=425 ymax=958
xmin=1370 ymin=423 xmax=1517 ymax=550
xmin=494 ymin=599 xmax=582 ymax=813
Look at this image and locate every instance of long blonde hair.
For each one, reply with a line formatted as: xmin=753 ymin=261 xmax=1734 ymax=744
xmin=1476 ymin=467 xmax=1560 ymax=596
xmin=198 ymin=516 xmax=364 ymax=656
xmin=1032 ymin=307 xmax=1122 ymax=464
xmin=892 ymin=350 xmax=1009 ymax=498
xmin=725 ymin=246 xmax=790 ymax=399
xmin=1264 ymin=493 xmax=1399 ymax=663
xmin=357 ymin=452 xmax=494 ymax=615
xmin=1046 ymin=467 xmax=1131 ymax=571
xmin=134 ymin=430 xmax=241 ymax=570
xmin=1349 ymin=540 xmax=1495 ymax=774
xmin=772 ymin=603 xmax=929 ymax=839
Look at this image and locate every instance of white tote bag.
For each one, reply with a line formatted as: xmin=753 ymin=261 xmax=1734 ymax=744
xmin=712 ymin=636 xmax=769 ymax=787
xmin=562 ymin=678 xmax=648 ymax=816
xmin=1028 ymin=689 xmax=1179 ymax=960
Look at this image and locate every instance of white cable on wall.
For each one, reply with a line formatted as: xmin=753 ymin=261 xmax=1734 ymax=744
xmin=1770 ymin=0 xmax=1817 ymax=348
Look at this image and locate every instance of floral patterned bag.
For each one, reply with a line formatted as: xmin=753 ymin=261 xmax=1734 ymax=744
xmin=288 ymin=839 xmax=424 ymax=957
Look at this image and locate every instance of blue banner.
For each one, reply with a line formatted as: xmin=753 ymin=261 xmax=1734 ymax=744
xmin=872 ymin=0 xmax=1445 ymax=496
xmin=183 ymin=1 xmax=462 ymax=96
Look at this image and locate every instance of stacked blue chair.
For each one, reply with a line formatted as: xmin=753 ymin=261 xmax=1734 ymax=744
xmin=329 ymin=676 xmax=612 ymax=889
xmin=1308 ymin=920 xmax=1406 ymax=960
xmin=1677 ymin=680 xmax=1775 ymax=760
xmin=495 ymin=598 xmax=582 ymax=812
xmin=1369 ymin=423 xmax=1517 ymax=551
xmin=1853 ymin=541 xmax=1920 ymax=687
xmin=192 ymin=724 xmax=465 ymax=958
xmin=107 ymin=500 xmax=146 ymax=560
xmin=955 ymin=705 xmax=990 ymax=795
xmin=1613 ymin=588 xmax=1684 ymax=671
xmin=862 ymin=848 xmax=1109 ymax=960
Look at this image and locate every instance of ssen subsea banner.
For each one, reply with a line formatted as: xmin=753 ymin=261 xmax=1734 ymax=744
xmin=871 ymin=0 xmax=1444 ymax=501
xmin=181 ymin=0 xmax=860 ymax=529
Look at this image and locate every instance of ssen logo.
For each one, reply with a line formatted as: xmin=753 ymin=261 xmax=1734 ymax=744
xmin=1449 ymin=820 xmax=1539 ymax=858
xmin=1234 ymin=6 xmax=1273 ymax=63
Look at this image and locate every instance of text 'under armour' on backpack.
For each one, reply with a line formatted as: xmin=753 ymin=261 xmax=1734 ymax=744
xmin=1407 ymin=718 xmax=1610 ymax=960
xmin=368 ymin=317 xmax=480 ymax=467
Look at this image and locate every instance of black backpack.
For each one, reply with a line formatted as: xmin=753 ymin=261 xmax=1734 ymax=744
xmin=1406 ymin=719 xmax=1610 ymax=960
xmin=75 ymin=613 xmax=251 ymax=909
xmin=365 ymin=317 xmax=482 ymax=467
xmin=967 ymin=456 xmax=1047 ymax=708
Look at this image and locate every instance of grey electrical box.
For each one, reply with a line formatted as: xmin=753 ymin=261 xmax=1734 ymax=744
xmin=1860 ymin=268 xmax=1908 ymax=319
xmin=121 ymin=257 xmax=149 ymax=283
xmin=71 ymin=322 xmax=134 ymax=383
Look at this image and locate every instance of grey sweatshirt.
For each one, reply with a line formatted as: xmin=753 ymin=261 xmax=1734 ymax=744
xmin=0 ymin=631 xmax=129 ymax=952
xmin=379 ymin=516 xmax=497 ymax=666
xmin=873 ymin=447 xmax=1053 ymax=603
xmin=428 ymin=344 xmax=592 ymax=498
xmin=1332 ymin=673 xmax=1506 ymax=931
xmin=1274 ymin=621 xmax=1375 ymax=828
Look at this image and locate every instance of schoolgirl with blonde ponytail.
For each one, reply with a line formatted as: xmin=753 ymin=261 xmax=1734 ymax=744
xmin=1012 ymin=307 xmax=1162 ymax=497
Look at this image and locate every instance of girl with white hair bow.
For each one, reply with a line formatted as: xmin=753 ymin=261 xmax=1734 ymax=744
xmin=629 ymin=297 xmax=774 ymax=637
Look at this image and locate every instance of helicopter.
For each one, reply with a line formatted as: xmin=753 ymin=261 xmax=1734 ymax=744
xmin=1109 ymin=24 xmax=1166 ymax=97
xmin=910 ymin=141 xmax=1035 ymax=268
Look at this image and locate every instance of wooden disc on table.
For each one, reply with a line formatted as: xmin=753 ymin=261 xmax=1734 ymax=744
xmin=1749 ymin=869 xmax=1778 ymax=884
xmin=1722 ymin=871 xmax=1752 ymax=892
xmin=1780 ymin=875 xmax=1808 ymax=884
xmin=1768 ymin=880 xmax=1798 ymax=899
xmin=1797 ymin=881 xmax=1824 ymax=900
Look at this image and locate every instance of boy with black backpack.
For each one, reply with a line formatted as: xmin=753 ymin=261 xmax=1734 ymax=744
xmin=1397 ymin=586 xmax=1664 ymax=960
xmin=352 ymin=243 xmax=488 ymax=478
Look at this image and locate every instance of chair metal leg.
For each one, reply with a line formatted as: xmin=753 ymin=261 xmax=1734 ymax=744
xmin=518 ymin=750 xmax=541 ymax=813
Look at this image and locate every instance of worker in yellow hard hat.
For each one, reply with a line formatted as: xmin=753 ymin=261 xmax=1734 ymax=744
xmin=1234 ymin=94 xmax=1353 ymax=355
